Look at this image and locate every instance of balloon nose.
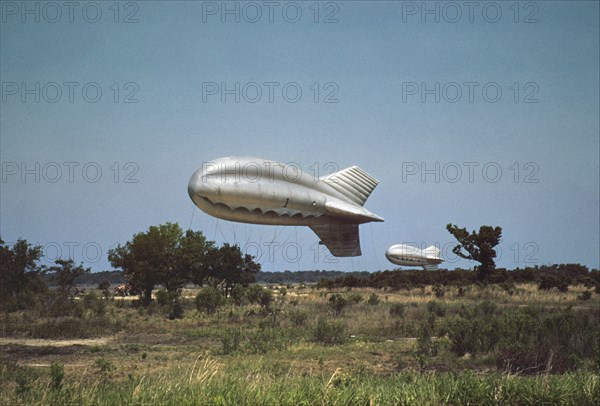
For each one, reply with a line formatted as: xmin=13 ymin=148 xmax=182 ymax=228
xmin=385 ymin=247 xmax=394 ymax=260
xmin=188 ymin=168 xmax=211 ymax=199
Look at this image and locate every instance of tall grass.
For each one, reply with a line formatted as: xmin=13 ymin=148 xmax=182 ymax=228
xmin=2 ymin=366 xmax=598 ymax=405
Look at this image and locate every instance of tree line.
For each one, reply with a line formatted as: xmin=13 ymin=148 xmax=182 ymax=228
xmin=317 ymin=264 xmax=600 ymax=292
xmin=3 ymin=222 xmax=598 ymax=312
xmin=0 ymin=237 xmax=92 ymax=312
xmin=106 ymin=223 xmax=260 ymax=305
xmin=39 ymin=265 xmax=600 ymax=291
xmin=1 ymin=223 xmax=260 ymax=311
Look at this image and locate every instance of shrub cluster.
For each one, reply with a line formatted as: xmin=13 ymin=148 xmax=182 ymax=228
xmin=439 ymin=302 xmax=599 ymax=374
xmin=318 ymin=265 xmax=599 ymax=292
xmin=312 ymin=317 xmax=348 ymax=345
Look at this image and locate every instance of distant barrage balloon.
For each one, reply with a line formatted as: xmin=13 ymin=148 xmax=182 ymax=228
xmin=188 ymin=157 xmax=384 ymax=257
xmin=385 ymin=244 xmax=444 ymax=270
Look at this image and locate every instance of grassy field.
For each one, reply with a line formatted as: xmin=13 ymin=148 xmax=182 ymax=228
xmin=1 ymin=283 xmax=599 ymax=405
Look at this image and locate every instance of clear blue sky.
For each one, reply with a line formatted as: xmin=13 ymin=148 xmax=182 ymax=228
xmin=1 ymin=1 xmax=598 ymax=272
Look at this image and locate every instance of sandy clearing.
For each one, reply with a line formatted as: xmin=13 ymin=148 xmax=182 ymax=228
xmin=0 ymin=337 xmax=114 ymax=347
xmin=23 ymin=363 xmax=89 ymax=368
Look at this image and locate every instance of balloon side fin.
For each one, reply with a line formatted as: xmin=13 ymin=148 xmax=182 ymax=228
xmin=321 ymin=166 xmax=379 ymax=206
xmin=309 ymin=223 xmax=361 ymax=257
xmin=324 ymin=200 xmax=384 ymax=222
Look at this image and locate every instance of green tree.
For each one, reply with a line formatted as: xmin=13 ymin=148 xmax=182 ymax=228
xmin=98 ymin=280 xmax=111 ymax=299
xmin=446 ymin=224 xmax=502 ymax=282
xmin=108 ymin=223 xmax=257 ymax=306
xmin=0 ymin=238 xmax=45 ymax=308
xmin=108 ymin=223 xmax=185 ymax=306
xmin=178 ymin=229 xmax=215 ymax=286
xmin=48 ymin=259 xmax=90 ymax=298
xmin=208 ymin=243 xmax=260 ymax=297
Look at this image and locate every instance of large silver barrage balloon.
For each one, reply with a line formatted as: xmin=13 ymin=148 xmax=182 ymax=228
xmin=188 ymin=157 xmax=384 ymax=257
xmin=385 ymin=244 xmax=444 ymax=270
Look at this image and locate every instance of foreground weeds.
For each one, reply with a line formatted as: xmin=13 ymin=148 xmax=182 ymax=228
xmin=2 ymin=364 xmax=598 ymax=405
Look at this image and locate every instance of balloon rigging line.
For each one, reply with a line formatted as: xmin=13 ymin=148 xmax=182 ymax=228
xmin=214 ymin=218 xmax=229 ymax=244
xmin=269 ymin=227 xmax=285 ymax=262
xmin=229 ymin=222 xmax=238 ymax=246
xmin=276 ymin=227 xmax=296 ymax=259
xmin=370 ymin=223 xmax=382 ymax=271
xmin=187 ymin=203 xmax=195 ymax=231
xmin=212 ymin=218 xmax=219 ymax=241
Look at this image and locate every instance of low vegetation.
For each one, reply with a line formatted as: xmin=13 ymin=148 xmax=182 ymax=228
xmin=1 ymin=283 xmax=599 ymax=405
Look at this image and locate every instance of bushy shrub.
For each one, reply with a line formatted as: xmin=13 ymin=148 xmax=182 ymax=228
xmin=426 ymin=301 xmax=446 ymax=317
xmin=479 ymin=300 xmax=497 ymax=315
xmin=195 ymin=286 xmax=223 ymax=315
xmin=94 ymin=358 xmax=115 ymax=382
xmin=441 ymin=315 xmax=475 ymax=356
xmin=497 ymin=307 xmax=599 ymax=373
xmin=231 ymin=284 xmax=246 ymax=306
xmin=328 ymin=294 xmax=347 ymax=317
xmin=44 ymin=292 xmax=84 ymax=318
xmin=439 ymin=302 xmax=599 ymax=373
xmin=312 ymin=317 xmax=347 ymax=345
xmin=258 ymin=289 xmax=273 ymax=312
xmin=432 ymin=284 xmax=445 ymax=298
xmin=389 ymin=303 xmax=406 ymax=318
xmin=155 ymin=289 xmax=184 ymax=319
xmin=347 ymin=292 xmax=363 ymax=304
xmin=289 ymin=309 xmax=309 ymax=326
xmin=82 ymin=291 xmax=106 ymax=317
xmin=32 ymin=317 xmax=96 ymax=339
xmin=367 ymin=292 xmax=380 ymax=305
xmin=440 ymin=302 xmax=500 ymax=356
xmin=245 ymin=284 xmax=265 ymax=304
xmin=247 ymin=327 xmax=287 ymax=353
xmin=415 ymin=317 xmax=438 ymax=369
xmin=499 ymin=280 xmax=517 ymax=295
